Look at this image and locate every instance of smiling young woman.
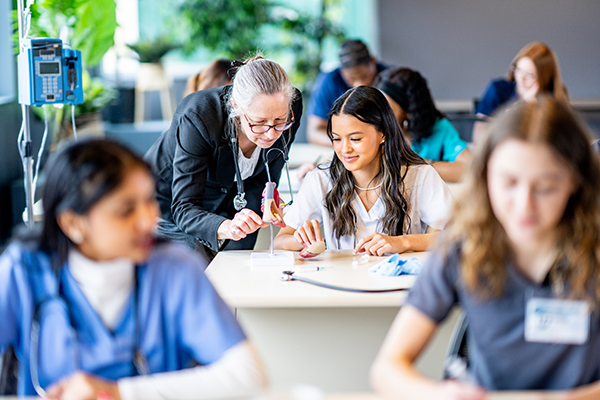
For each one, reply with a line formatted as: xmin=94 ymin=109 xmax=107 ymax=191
xmin=274 ymin=86 xmax=453 ymax=256
xmin=472 ymin=42 xmax=569 ymax=143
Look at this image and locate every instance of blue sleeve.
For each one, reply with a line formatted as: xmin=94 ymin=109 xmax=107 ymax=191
xmin=308 ymin=71 xmax=340 ymax=120
xmin=0 ymin=244 xmax=25 ymax=349
xmin=475 ymin=79 xmax=515 ymax=116
xmin=438 ymin=119 xmax=468 ymax=162
xmin=157 ymin=245 xmax=246 ymax=365
xmin=405 ymin=245 xmax=460 ymax=323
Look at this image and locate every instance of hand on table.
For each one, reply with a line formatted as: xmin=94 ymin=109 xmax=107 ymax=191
xmin=226 ymin=209 xmax=269 ymax=240
xmin=293 ymin=219 xmax=323 ymax=247
xmin=436 ymin=380 xmax=486 ymax=400
xmin=354 ymin=233 xmax=406 ymax=256
xmin=296 ymin=163 xmax=316 ymax=181
xmin=517 ymin=82 xmax=540 ymax=103
xmin=47 ymin=371 xmax=121 ymax=400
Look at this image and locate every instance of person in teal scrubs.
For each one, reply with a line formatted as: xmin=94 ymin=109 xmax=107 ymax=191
xmin=377 ymin=67 xmax=470 ymax=182
xmin=0 ymin=139 xmax=266 ymax=399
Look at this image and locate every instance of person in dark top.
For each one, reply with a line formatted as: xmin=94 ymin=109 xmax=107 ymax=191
xmin=307 ymin=39 xmax=387 ymax=147
xmin=372 ymin=96 xmax=600 ymax=399
xmin=144 ymin=55 xmax=303 ymax=257
xmin=472 ymin=42 xmax=568 ymax=143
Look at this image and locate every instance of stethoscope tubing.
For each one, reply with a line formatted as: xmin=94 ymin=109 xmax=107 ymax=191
xmin=281 ymin=271 xmax=410 ymax=293
xmin=231 ymin=122 xmax=294 ymax=211
xmin=29 ymin=267 xmax=147 ymax=396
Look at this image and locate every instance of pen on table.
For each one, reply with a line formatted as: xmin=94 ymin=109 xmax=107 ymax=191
xmin=294 ymin=266 xmax=328 ymax=273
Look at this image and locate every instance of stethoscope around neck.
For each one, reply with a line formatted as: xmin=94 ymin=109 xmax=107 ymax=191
xmin=230 ymin=120 xmax=294 ymax=211
xmin=29 ymin=267 xmax=149 ymax=397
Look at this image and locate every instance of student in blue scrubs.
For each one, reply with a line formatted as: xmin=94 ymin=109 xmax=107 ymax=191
xmin=371 ymin=97 xmax=600 ymax=399
xmin=376 ymin=67 xmax=470 ymax=183
xmin=0 ymin=139 xmax=266 ymax=399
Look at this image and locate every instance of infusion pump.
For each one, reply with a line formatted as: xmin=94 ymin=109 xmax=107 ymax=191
xmin=17 ymin=38 xmax=84 ymax=106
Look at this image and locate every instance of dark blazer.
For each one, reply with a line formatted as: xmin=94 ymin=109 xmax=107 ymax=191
xmin=144 ymin=85 xmax=303 ymax=252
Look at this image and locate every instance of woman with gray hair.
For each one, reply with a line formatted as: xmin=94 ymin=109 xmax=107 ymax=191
xmin=145 ymin=55 xmax=302 ymax=257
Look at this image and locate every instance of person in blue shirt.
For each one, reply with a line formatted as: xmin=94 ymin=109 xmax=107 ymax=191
xmin=371 ymin=96 xmax=600 ymax=399
xmin=307 ymin=39 xmax=387 ymax=147
xmin=472 ymin=42 xmax=569 ymax=143
xmin=0 ymin=139 xmax=266 ymax=400
xmin=377 ymin=67 xmax=470 ymax=182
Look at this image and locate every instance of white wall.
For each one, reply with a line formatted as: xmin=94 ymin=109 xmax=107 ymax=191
xmin=378 ymin=0 xmax=600 ymax=101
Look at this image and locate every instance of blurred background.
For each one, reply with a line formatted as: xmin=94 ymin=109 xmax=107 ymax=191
xmin=1 ymin=0 xmax=599 ymax=244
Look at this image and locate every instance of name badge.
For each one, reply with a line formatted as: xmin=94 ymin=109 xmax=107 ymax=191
xmin=524 ymin=297 xmax=589 ymax=344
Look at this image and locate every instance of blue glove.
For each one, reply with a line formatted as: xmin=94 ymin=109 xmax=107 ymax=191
xmin=368 ymin=254 xmax=422 ymax=276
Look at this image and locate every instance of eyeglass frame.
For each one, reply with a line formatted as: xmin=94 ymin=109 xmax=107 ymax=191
xmin=513 ymin=65 xmax=537 ymax=82
xmin=242 ymin=107 xmax=295 ymax=134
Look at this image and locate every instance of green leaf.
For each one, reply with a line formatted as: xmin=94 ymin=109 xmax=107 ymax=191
xmin=72 ymin=0 xmax=117 ymax=66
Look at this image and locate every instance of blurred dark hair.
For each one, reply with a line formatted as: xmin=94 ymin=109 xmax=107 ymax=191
xmin=339 ymin=39 xmax=372 ymax=68
xmin=377 ymin=67 xmax=443 ymax=143
xmin=16 ymin=139 xmax=151 ymax=269
xmin=325 ymin=86 xmax=425 ymax=239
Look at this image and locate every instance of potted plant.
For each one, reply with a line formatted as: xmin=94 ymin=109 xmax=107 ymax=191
xmin=127 ymin=35 xmax=179 ymax=64
xmin=177 ymin=0 xmax=270 ymax=60
xmin=175 ymin=0 xmax=345 ymax=93
xmin=13 ymin=0 xmax=118 ymax=144
xmin=126 ymin=35 xmax=180 ymax=122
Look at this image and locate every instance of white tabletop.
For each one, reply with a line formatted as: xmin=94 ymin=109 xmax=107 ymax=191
xmin=206 ymin=250 xmax=429 ymax=308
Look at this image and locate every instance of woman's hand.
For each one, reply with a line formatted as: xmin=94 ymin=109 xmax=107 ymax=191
xmin=47 ymin=371 xmax=121 ymax=400
xmin=296 ymin=163 xmax=316 ymax=181
xmin=293 ymin=219 xmax=323 ymax=247
xmin=355 ymin=233 xmax=408 ymax=256
xmin=437 ymin=380 xmax=486 ymax=400
xmin=218 ymin=209 xmax=269 ymax=241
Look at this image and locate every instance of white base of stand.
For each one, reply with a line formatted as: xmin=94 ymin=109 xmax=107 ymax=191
xmin=251 ymin=251 xmax=295 ymax=267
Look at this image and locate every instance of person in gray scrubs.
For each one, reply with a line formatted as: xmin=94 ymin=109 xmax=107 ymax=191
xmin=371 ymin=96 xmax=600 ymax=399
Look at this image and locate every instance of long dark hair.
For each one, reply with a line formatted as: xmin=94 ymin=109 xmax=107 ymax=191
xmin=324 ymin=86 xmax=426 ymax=240
xmin=17 ymin=139 xmax=152 ymax=270
xmin=377 ymin=67 xmax=444 ymax=143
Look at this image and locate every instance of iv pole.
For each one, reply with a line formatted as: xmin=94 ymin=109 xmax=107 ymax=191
xmin=16 ymin=0 xmax=35 ymax=228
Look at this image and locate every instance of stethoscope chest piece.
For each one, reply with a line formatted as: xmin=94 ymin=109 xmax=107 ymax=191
xmin=233 ymin=192 xmax=247 ymax=211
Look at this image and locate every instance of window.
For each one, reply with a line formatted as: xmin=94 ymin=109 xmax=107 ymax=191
xmin=0 ymin=0 xmax=15 ymax=104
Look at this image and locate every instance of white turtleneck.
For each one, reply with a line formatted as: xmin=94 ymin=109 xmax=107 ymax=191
xmin=66 ymin=249 xmax=267 ymax=399
xmin=68 ymin=249 xmax=134 ymax=330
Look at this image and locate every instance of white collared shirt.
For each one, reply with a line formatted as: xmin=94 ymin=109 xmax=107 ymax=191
xmin=284 ymin=164 xmax=453 ymax=250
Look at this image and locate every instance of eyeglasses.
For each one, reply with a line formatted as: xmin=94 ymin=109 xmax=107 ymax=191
xmin=513 ymin=66 xmax=537 ymax=81
xmin=243 ymin=107 xmax=294 ymax=134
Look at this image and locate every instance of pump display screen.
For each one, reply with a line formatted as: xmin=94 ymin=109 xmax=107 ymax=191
xmin=39 ymin=62 xmax=60 ymax=75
